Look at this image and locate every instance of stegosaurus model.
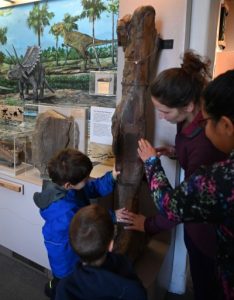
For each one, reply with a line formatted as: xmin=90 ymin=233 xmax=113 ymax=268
xmin=8 ymin=45 xmax=54 ymax=101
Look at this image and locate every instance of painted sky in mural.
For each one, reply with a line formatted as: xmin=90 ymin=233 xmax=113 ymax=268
xmin=0 ymin=0 xmax=118 ymax=55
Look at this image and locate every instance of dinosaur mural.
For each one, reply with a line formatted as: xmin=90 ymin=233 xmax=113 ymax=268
xmin=57 ymin=23 xmax=113 ymax=70
xmin=7 ymin=46 xmax=54 ymax=101
xmin=0 ymin=0 xmax=118 ymax=98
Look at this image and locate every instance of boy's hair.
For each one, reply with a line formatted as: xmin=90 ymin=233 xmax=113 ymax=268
xmin=203 ymin=69 xmax=234 ymax=122
xmin=47 ymin=148 xmax=93 ymax=186
xmin=69 ymin=204 xmax=114 ymax=263
xmin=150 ymin=50 xmax=211 ymax=108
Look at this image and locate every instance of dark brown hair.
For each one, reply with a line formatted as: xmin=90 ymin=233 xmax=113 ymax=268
xmin=150 ymin=50 xmax=211 ymax=108
xmin=47 ymin=148 xmax=93 ymax=186
xmin=203 ymin=69 xmax=234 ymax=122
xmin=69 ymin=204 xmax=114 ymax=263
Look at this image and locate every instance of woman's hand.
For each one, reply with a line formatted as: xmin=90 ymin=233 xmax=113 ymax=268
xmin=137 ymin=139 xmax=157 ymax=162
xmin=123 ymin=211 xmax=146 ymax=232
xmin=114 ymin=208 xmax=146 ymax=232
xmin=155 ymin=145 xmax=176 ymax=158
xmin=115 ymin=208 xmax=128 ymax=222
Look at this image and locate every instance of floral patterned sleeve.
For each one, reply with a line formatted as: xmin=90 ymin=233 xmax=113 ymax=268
xmin=144 ymin=153 xmax=234 ymax=224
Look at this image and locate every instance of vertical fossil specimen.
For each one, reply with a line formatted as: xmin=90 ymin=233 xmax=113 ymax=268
xmin=112 ymin=5 xmax=159 ymax=259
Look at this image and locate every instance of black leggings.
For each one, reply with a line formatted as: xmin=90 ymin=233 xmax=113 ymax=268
xmin=184 ymin=230 xmax=222 ymax=300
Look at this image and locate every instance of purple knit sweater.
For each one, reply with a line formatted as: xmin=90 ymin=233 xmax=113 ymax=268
xmin=144 ymin=111 xmax=227 ymax=257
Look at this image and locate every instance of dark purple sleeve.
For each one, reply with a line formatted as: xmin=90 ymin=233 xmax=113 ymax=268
xmin=176 ymin=130 xmax=227 ymax=178
xmin=144 ymin=213 xmax=177 ymax=234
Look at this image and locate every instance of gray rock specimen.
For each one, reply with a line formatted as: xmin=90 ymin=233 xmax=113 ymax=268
xmin=32 ymin=109 xmax=79 ymax=178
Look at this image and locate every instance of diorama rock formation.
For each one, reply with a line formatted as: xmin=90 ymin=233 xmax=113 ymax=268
xmin=112 ymin=5 xmax=160 ymax=259
xmin=32 ymin=109 xmax=79 ymax=178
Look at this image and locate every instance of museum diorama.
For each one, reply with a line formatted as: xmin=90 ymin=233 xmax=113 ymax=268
xmin=0 ymin=0 xmax=118 ymax=179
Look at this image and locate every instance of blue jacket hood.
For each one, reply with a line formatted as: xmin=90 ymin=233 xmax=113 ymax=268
xmin=33 ymin=180 xmax=67 ymax=209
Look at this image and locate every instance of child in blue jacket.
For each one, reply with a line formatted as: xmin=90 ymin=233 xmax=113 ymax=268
xmin=33 ymin=148 xmax=124 ymax=299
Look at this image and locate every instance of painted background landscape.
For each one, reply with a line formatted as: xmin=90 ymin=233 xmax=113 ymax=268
xmin=0 ymin=0 xmax=118 ymax=107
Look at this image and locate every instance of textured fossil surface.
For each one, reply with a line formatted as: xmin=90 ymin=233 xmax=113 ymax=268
xmin=112 ymin=5 xmax=159 ymax=259
xmin=32 ymin=109 xmax=79 ymax=178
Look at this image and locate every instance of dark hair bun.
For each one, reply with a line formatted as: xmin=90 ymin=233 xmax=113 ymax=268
xmin=181 ymin=50 xmax=211 ymax=81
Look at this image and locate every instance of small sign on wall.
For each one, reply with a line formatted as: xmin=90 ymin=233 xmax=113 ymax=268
xmin=90 ymin=106 xmax=115 ymax=145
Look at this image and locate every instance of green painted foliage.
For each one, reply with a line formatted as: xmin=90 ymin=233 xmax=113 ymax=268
xmin=47 ymin=74 xmax=89 ymax=90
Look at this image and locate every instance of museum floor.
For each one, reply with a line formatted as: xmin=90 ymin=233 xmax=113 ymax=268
xmin=0 ymin=239 xmax=193 ymax=300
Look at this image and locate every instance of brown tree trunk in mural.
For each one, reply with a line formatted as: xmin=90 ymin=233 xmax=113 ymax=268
xmin=112 ymin=6 xmax=160 ymax=260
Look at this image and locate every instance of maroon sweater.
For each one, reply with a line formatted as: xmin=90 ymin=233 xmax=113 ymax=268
xmin=144 ymin=112 xmax=227 ymax=257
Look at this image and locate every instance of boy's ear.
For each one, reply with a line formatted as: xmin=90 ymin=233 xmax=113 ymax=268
xmin=108 ymin=240 xmax=114 ymax=252
xmin=220 ymin=116 xmax=234 ymax=136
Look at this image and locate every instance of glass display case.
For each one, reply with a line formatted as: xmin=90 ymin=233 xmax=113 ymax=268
xmin=0 ymin=103 xmax=88 ymax=179
xmin=0 ymin=123 xmax=34 ymax=176
xmin=0 ymin=101 xmax=114 ymax=181
xmin=89 ymin=71 xmax=117 ymax=96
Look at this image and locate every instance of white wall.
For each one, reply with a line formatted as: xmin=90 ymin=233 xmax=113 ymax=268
xmin=189 ymin=0 xmax=221 ymax=67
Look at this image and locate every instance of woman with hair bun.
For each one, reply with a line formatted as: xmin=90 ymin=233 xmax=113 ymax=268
xmin=124 ymin=50 xmax=227 ymax=300
xmin=135 ymin=69 xmax=234 ymax=300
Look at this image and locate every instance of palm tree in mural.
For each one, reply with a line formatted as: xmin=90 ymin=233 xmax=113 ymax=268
xmin=79 ymin=0 xmax=106 ymax=69
xmin=61 ymin=13 xmax=79 ymax=65
xmin=106 ymin=0 xmax=118 ymax=65
xmin=27 ymin=2 xmax=54 ymax=47
xmin=0 ymin=27 xmax=7 ymax=46
xmin=49 ymin=23 xmax=61 ymax=66
xmin=0 ymin=27 xmax=7 ymax=65
xmin=0 ymin=9 xmax=11 ymax=65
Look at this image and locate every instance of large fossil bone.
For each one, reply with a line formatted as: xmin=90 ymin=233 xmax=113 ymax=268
xmin=112 ymin=5 xmax=159 ymax=258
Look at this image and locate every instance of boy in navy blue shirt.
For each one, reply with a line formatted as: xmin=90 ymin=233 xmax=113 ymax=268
xmin=55 ymin=204 xmax=147 ymax=300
